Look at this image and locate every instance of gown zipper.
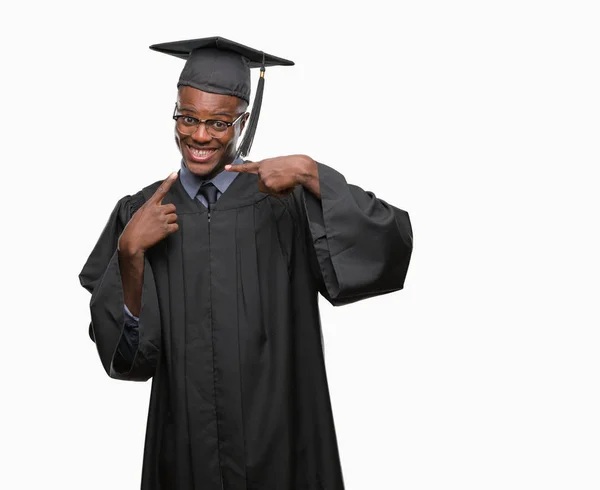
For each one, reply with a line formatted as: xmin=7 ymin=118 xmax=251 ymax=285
xmin=206 ymin=204 xmax=221 ymax=489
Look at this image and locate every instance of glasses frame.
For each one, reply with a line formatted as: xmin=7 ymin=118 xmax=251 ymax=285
xmin=172 ymin=104 xmax=247 ymax=136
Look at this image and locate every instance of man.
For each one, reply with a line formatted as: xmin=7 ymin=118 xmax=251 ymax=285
xmin=80 ymin=37 xmax=413 ymax=490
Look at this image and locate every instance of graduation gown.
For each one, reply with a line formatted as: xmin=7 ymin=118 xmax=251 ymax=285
xmin=79 ymin=162 xmax=413 ymax=490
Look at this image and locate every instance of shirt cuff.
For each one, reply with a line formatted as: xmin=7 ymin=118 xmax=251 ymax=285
xmin=124 ymin=304 xmax=140 ymax=323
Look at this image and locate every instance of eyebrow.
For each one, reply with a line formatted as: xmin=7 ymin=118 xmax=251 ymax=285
xmin=177 ymin=106 xmax=235 ymax=118
xmin=212 ymin=111 xmax=235 ymax=118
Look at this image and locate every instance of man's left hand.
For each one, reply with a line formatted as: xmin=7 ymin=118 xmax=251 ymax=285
xmin=225 ymin=155 xmax=320 ymax=198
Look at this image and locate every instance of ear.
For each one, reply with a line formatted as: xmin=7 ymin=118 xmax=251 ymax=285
xmin=240 ymin=112 xmax=250 ymax=133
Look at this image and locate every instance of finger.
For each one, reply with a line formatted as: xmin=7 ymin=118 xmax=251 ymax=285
xmin=161 ymin=203 xmax=177 ymax=214
xmin=224 ymin=162 xmax=260 ymax=174
xmin=167 ymin=223 xmax=179 ymax=234
xmin=165 ymin=213 xmax=178 ymax=224
xmin=151 ymin=172 xmax=178 ymax=204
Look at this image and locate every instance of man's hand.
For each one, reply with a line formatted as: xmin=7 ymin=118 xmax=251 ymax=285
xmin=118 ymin=172 xmax=179 ymax=256
xmin=225 ymin=155 xmax=320 ymax=198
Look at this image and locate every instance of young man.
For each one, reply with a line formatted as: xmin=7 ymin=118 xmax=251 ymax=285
xmin=80 ymin=36 xmax=413 ymax=490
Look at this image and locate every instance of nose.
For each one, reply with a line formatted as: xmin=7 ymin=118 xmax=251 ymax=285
xmin=191 ymin=122 xmax=213 ymax=143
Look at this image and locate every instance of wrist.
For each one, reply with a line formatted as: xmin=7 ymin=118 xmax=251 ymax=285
xmin=295 ymin=155 xmax=318 ymax=187
xmin=118 ymin=235 xmax=144 ymax=258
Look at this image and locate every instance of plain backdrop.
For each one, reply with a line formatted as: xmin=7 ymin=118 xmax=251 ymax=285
xmin=1 ymin=1 xmax=599 ymax=489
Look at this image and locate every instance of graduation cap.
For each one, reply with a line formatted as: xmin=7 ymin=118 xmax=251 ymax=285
xmin=149 ymin=36 xmax=294 ymax=159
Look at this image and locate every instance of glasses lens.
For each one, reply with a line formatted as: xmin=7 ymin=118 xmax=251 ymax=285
xmin=175 ymin=117 xmax=235 ymax=136
xmin=176 ymin=116 xmax=199 ymax=135
xmin=206 ymin=120 xmax=229 ymax=135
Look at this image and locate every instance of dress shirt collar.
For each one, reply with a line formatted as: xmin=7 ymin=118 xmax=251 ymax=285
xmin=179 ymin=158 xmax=242 ymax=199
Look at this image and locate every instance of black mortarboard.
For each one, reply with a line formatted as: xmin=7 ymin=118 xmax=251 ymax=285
xmin=149 ymin=36 xmax=294 ymax=158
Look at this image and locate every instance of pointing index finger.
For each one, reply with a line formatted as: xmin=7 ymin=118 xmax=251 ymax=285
xmin=225 ymin=162 xmax=260 ymax=174
xmin=152 ymin=171 xmax=178 ymax=204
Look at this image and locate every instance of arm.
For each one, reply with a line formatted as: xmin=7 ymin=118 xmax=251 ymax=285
xmin=118 ymin=248 xmax=145 ymax=317
xmin=84 ymin=248 xmax=161 ymax=380
xmin=226 ymin=156 xmax=413 ymax=304
xmin=114 ymin=244 xmax=145 ymax=363
xmin=117 ymin=171 xmax=179 ymax=315
xmin=79 ymin=172 xmax=179 ymax=380
xmin=298 ymin=162 xmax=413 ymax=305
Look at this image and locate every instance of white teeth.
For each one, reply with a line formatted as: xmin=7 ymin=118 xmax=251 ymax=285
xmin=189 ymin=146 xmax=216 ymax=157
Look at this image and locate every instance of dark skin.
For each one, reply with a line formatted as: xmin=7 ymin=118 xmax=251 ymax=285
xmin=175 ymin=86 xmax=249 ymax=180
xmin=225 ymin=156 xmax=320 ymax=198
xmin=118 ymin=172 xmax=179 ymax=316
xmin=118 ymin=87 xmax=320 ymax=316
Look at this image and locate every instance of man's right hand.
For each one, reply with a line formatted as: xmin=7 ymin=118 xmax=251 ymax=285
xmin=118 ymin=172 xmax=179 ymax=256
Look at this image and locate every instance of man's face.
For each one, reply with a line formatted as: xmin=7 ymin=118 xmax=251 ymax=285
xmin=175 ymin=86 xmax=248 ymax=180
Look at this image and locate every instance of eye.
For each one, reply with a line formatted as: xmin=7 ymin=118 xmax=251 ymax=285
xmin=209 ymin=120 xmax=228 ymax=131
xmin=181 ymin=116 xmax=198 ymax=126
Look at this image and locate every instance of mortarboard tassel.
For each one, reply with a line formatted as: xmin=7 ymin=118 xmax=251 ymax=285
xmin=236 ymin=54 xmax=266 ymax=160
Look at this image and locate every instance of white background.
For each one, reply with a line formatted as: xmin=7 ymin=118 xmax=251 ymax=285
xmin=1 ymin=0 xmax=599 ymax=488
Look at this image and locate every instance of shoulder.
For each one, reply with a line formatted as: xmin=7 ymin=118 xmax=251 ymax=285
xmin=112 ymin=178 xmax=162 ymax=221
xmin=139 ymin=179 xmax=163 ymax=203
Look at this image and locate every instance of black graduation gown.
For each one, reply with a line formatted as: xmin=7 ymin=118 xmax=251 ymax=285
xmin=79 ymin=163 xmax=413 ymax=490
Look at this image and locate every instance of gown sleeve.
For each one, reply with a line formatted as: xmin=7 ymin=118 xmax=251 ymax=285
xmin=296 ymin=162 xmax=413 ymax=306
xmin=78 ymin=193 xmax=161 ymax=381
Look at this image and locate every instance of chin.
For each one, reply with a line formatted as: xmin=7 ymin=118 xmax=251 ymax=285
xmin=185 ymin=159 xmax=225 ymax=178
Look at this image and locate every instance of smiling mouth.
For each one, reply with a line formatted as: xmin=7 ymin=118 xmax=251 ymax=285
xmin=187 ymin=145 xmax=218 ymax=162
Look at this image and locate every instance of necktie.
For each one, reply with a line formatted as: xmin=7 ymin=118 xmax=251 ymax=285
xmin=198 ymin=182 xmax=218 ymax=211
xmin=199 ymin=182 xmax=218 ymax=212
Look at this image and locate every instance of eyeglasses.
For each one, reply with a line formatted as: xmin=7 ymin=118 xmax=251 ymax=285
xmin=172 ymin=105 xmax=246 ymax=137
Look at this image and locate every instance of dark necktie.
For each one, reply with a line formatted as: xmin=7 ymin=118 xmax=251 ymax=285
xmin=198 ymin=182 xmax=218 ymax=211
